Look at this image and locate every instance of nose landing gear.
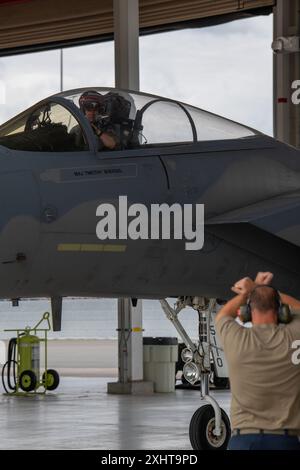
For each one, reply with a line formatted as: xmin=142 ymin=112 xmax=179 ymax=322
xmin=160 ymin=297 xmax=231 ymax=450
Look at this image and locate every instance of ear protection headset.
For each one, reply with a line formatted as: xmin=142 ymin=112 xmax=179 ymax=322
xmin=239 ymin=285 xmax=292 ymax=324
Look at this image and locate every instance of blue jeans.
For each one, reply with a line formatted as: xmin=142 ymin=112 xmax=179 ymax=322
xmin=228 ymin=433 xmax=300 ymax=450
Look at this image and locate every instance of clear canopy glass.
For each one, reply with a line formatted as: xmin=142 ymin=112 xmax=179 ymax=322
xmin=61 ymin=87 xmax=257 ymax=143
xmin=0 ymin=87 xmax=258 ymax=152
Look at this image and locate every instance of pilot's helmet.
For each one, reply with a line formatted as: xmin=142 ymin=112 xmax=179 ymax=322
xmin=79 ymin=90 xmax=104 ymax=114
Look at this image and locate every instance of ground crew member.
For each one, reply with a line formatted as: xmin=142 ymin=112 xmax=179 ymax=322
xmin=215 ymin=271 xmax=300 ymax=450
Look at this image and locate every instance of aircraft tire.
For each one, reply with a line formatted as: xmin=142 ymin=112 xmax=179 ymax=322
xmin=189 ymin=405 xmax=231 ymax=450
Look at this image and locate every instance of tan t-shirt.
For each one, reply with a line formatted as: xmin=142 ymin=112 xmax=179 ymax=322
xmin=216 ymin=313 xmax=300 ymax=431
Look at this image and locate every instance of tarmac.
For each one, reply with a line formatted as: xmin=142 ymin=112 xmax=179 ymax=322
xmin=0 ymin=377 xmax=231 ymax=450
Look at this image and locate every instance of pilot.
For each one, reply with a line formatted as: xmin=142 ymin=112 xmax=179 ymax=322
xmin=215 ymin=271 xmax=300 ymax=450
xmin=72 ymin=90 xmax=119 ymax=151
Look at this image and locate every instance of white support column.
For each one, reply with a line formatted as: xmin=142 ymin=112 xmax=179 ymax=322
xmin=127 ymin=299 xmax=143 ymax=381
xmin=116 ymin=298 xmax=144 ymax=383
xmin=273 ymin=0 xmax=300 ymax=147
xmin=107 ymin=298 xmax=153 ymax=394
xmin=108 ymin=1 xmax=152 ymax=394
xmin=113 ymin=0 xmax=140 ymax=90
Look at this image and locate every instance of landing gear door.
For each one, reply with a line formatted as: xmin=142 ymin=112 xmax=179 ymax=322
xmin=210 ymin=309 xmax=229 ymax=378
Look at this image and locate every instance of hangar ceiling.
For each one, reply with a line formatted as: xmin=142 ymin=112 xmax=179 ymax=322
xmin=0 ymin=0 xmax=275 ymax=56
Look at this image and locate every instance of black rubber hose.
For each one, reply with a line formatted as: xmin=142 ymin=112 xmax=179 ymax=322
xmin=1 ymin=361 xmax=9 ymax=393
xmin=6 ymin=338 xmax=17 ymax=391
xmin=1 ymin=360 xmax=17 ymax=394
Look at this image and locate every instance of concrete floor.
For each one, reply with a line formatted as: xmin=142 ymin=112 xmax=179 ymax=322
xmin=0 ymin=377 xmax=231 ymax=450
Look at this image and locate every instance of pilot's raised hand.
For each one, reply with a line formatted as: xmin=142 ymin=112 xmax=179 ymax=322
xmin=254 ymin=271 xmax=274 ymax=286
xmin=90 ymin=123 xmax=117 ymax=150
xmin=231 ymin=277 xmax=255 ymax=296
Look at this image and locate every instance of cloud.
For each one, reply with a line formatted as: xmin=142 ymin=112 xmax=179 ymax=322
xmin=140 ymin=15 xmax=273 ymax=135
xmin=63 ymin=42 xmax=115 ymax=90
xmin=0 ymin=50 xmax=59 ymax=123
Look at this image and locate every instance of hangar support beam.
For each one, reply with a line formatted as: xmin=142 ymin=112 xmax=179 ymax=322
xmin=273 ymin=0 xmax=300 ymax=147
xmin=114 ymin=0 xmax=140 ymax=90
xmin=108 ymin=1 xmax=152 ymax=395
xmin=108 ymin=299 xmax=153 ymax=395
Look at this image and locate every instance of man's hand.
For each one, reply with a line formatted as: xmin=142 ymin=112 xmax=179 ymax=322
xmin=91 ymin=123 xmax=103 ymax=136
xmin=231 ymin=277 xmax=255 ymax=296
xmin=91 ymin=123 xmax=117 ymax=150
xmin=254 ymin=272 xmax=273 ymax=286
xmin=216 ymin=277 xmax=254 ymax=323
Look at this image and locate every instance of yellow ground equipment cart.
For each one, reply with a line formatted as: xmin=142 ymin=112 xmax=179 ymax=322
xmin=1 ymin=312 xmax=59 ymax=395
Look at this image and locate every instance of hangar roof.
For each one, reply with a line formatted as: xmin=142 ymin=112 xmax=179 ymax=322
xmin=0 ymin=0 xmax=274 ymax=56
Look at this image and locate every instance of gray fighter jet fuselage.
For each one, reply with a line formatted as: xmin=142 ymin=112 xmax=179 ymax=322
xmin=0 ymin=87 xmax=300 ymax=301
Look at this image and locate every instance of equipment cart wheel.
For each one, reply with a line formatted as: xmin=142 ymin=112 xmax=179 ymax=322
xmin=19 ymin=370 xmax=37 ymax=392
xmin=189 ymin=404 xmax=231 ymax=450
xmin=42 ymin=369 xmax=60 ymax=391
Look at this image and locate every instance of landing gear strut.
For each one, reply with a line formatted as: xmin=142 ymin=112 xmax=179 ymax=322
xmin=160 ymin=297 xmax=231 ymax=450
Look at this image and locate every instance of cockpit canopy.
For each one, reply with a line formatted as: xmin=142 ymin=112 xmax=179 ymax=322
xmin=0 ymin=87 xmax=258 ymax=152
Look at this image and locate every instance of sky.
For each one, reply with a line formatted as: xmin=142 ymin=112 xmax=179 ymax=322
xmin=0 ymin=13 xmax=273 ymax=135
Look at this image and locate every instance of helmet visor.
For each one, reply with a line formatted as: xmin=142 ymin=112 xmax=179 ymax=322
xmin=83 ymin=101 xmax=102 ymax=112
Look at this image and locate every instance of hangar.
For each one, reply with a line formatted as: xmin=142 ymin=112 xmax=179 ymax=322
xmin=0 ymin=0 xmax=299 ymax=451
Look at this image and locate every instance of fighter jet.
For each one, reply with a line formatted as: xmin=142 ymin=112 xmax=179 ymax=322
xmin=0 ymin=86 xmax=299 ymax=304
xmin=2 ymin=87 xmax=300 ymax=450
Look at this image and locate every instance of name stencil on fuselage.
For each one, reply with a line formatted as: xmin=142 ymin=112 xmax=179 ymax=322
xmin=40 ymin=163 xmax=137 ymax=183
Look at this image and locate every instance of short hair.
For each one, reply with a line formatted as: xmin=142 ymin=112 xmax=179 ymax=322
xmin=249 ymin=285 xmax=280 ymax=312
